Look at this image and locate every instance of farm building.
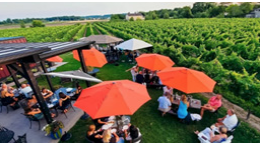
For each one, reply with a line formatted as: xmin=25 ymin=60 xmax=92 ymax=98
xmin=245 ymin=8 xmax=260 ymax=18
xmin=0 ymin=37 xmax=27 ymax=82
xmin=125 ymin=12 xmax=145 ymax=21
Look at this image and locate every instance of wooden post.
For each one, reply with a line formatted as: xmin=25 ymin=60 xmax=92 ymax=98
xmin=6 ymin=65 xmax=20 ymax=88
xmin=77 ymin=48 xmax=90 ymax=87
xmin=21 ymin=62 xmax=53 ymax=124
xmin=40 ymin=61 xmax=55 ymax=92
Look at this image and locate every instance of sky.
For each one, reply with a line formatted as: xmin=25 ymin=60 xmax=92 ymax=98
xmin=0 ymin=2 xmax=194 ymax=21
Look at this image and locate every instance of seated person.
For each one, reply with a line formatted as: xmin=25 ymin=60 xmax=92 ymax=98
xmin=86 ymin=125 xmax=103 ymax=143
xmin=20 ymin=84 xmax=33 ymax=98
xmin=1 ymin=84 xmax=18 ymax=107
xmin=200 ymin=94 xmax=222 ymax=118
xmin=163 ymin=86 xmax=173 ymax=96
xmin=92 ymin=117 xmax=114 ymax=129
xmin=27 ymin=94 xmax=38 ymax=108
xmin=149 ymin=71 xmax=160 ymax=84
xmin=215 ymin=109 xmax=238 ymax=131
xmin=124 ymin=124 xmax=142 ymax=143
xmin=135 ymin=71 xmax=144 ymax=84
xmin=194 ymin=126 xmax=228 ymax=143
xmin=41 ymin=88 xmax=53 ymax=100
xmin=71 ymin=86 xmax=82 ymax=100
xmin=102 ymin=129 xmax=124 ymax=143
xmin=157 ymin=92 xmax=172 ymax=116
xmin=177 ymin=95 xmax=189 ymax=119
xmin=58 ymin=92 xmax=70 ymax=113
xmin=24 ymin=107 xmax=44 ymax=120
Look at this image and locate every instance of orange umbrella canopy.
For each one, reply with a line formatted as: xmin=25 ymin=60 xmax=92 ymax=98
xmin=73 ymin=48 xmax=107 ymax=67
xmin=157 ymin=67 xmax=216 ymax=94
xmin=135 ymin=54 xmax=175 ymax=71
xmin=46 ymin=56 xmax=63 ymax=62
xmin=74 ymin=80 xmax=151 ymax=119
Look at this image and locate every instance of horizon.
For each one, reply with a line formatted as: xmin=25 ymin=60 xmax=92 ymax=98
xmin=0 ymin=2 xmax=194 ymax=21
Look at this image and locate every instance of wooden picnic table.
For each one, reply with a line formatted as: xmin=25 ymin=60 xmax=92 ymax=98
xmin=172 ymin=95 xmax=202 ymax=109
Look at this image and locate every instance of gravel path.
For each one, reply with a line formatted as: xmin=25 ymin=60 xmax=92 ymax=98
xmin=201 ymin=93 xmax=260 ymax=131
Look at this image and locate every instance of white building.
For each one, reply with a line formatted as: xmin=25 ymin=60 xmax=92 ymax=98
xmin=125 ymin=12 xmax=145 ymax=21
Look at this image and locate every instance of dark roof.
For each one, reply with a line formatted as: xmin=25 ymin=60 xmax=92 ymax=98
xmin=0 ymin=36 xmax=25 ymax=41
xmin=0 ymin=41 xmax=95 ymax=65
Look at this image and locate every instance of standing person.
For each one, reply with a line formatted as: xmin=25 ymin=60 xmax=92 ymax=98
xmin=200 ymin=94 xmax=222 ymax=118
xmin=177 ymin=95 xmax=189 ymax=120
xmin=135 ymin=71 xmax=144 ymax=84
xmin=126 ymin=65 xmax=139 ymax=82
xmin=157 ymin=92 xmax=172 ymax=116
xmin=143 ymin=69 xmax=151 ymax=84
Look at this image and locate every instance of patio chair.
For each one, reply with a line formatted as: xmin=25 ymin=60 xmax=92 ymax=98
xmin=21 ymin=113 xmax=42 ymax=130
xmin=87 ymin=68 xmax=100 ymax=77
xmin=14 ymin=133 xmax=27 ymax=143
xmin=0 ymin=126 xmax=15 ymax=143
xmin=227 ymin=120 xmax=241 ymax=135
xmin=0 ymin=97 xmax=9 ymax=113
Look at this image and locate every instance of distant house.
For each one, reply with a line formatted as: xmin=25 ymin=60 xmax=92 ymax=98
xmin=125 ymin=12 xmax=145 ymax=21
xmin=245 ymin=8 xmax=260 ymax=18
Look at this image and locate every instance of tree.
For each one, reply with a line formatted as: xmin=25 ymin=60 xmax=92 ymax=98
xmin=226 ymin=5 xmax=243 ymax=17
xmin=163 ymin=13 xmax=169 ymax=19
xmin=129 ymin=17 xmax=134 ymax=21
xmin=192 ymin=2 xmax=216 ymax=14
xmin=31 ymin=20 xmax=45 ymax=27
xmin=181 ymin=6 xmax=194 ymax=18
xmin=6 ymin=18 xmax=12 ymax=24
xmin=208 ymin=5 xmax=226 ymax=17
xmin=20 ymin=21 xmax=25 ymax=28
xmin=240 ymin=2 xmax=254 ymax=14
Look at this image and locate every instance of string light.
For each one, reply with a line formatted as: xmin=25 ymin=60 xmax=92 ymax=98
xmin=0 ymin=66 xmax=3 ymax=71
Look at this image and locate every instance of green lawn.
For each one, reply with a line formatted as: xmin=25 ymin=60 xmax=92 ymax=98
xmin=38 ymin=52 xmax=259 ymax=143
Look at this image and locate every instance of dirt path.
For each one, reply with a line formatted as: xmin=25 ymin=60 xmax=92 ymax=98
xmin=83 ymin=25 xmax=87 ymax=37
xmin=93 ymin=25 xmax=102 ymax=35
xmin=201 ymin=92 xmax=260 ymax=131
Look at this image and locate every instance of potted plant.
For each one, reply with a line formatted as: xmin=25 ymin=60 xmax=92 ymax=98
xmin=42 ymin=120 xmax=64 ymax=139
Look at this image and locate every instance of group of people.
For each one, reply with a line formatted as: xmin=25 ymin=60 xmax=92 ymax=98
xmin=126 ymin=65 xmax=162 ymax=85
xmin=86 ymin=116 xmax=142 ymax=143
xmin=157 ymin=86 xmax=239 ymax=143
xmin=0 ymin=82 xmax=84 ymax=120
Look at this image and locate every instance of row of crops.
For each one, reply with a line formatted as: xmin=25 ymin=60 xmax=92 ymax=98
xmin=94 ymin=18 xmax=260 ymax=116
xmin=0 ymin=24 xmax=85 ymax=42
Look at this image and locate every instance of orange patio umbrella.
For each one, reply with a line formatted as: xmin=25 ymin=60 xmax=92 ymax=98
xmin=46 ymin=56 xmax=63 ymax=62
xmin=74 ymin=80 xmax=151 ymax=119
xmin=135 ymin=54 xmax=175 ymax=71
xmin=157 ymin=67 xmax=216 ymax=94
xmin=73 ymin=48 xmax=107 ymax=68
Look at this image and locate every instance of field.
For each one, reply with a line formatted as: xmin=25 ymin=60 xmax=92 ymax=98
xmin=93 ymin=18 xmax=260 ymax=117
xmin=0 ymin=18 xmax=259 ymax=143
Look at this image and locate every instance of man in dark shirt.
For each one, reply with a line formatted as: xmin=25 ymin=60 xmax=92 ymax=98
xmin=135 ymin=71 xmax=144 ymax=84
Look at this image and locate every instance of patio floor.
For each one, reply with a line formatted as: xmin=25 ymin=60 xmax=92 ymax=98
xmin=0 ymin=101 xmax=84 ymax=143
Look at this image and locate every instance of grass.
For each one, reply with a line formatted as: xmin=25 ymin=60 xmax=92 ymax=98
xmin=39 ymin=52 xmax=259 ymax=143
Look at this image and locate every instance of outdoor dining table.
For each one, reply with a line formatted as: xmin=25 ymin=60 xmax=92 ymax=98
xmin=172 ymin=95 xmax=202 ymax=109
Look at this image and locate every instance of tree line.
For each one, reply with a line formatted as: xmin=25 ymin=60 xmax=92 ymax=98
xmin=110 ymin=2 xmax=260 ymax=21
xmin=0 ymin=16 xmax=84 ymax=25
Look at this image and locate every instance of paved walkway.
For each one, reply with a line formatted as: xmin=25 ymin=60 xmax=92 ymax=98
xmin=0 ymin=101 xmax=83 ymax=143
xmin=201 ymin=93 xmax=260 ymax=131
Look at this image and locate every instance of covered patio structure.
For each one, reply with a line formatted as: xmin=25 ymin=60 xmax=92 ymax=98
xmin=0 ymin=41 xmax=95 ymax=125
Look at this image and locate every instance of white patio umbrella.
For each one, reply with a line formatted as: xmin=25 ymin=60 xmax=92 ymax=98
xmin=115 ymin=38 xmax=153 ymax=51
xmin=42 ymin=70 xmax=102 ymax=83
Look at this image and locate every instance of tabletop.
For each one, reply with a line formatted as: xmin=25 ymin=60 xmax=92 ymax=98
xmin=172 ymin=95 xmax=202 ymax=109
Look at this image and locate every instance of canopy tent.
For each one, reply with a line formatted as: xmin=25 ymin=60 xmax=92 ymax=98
xmin=115 ymin=38 xmax=153 ymax=51
xmin=79 ymin=35 xmax=123 ymax=44
xmin=42 ymin=70 xmax=102 ymax=83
